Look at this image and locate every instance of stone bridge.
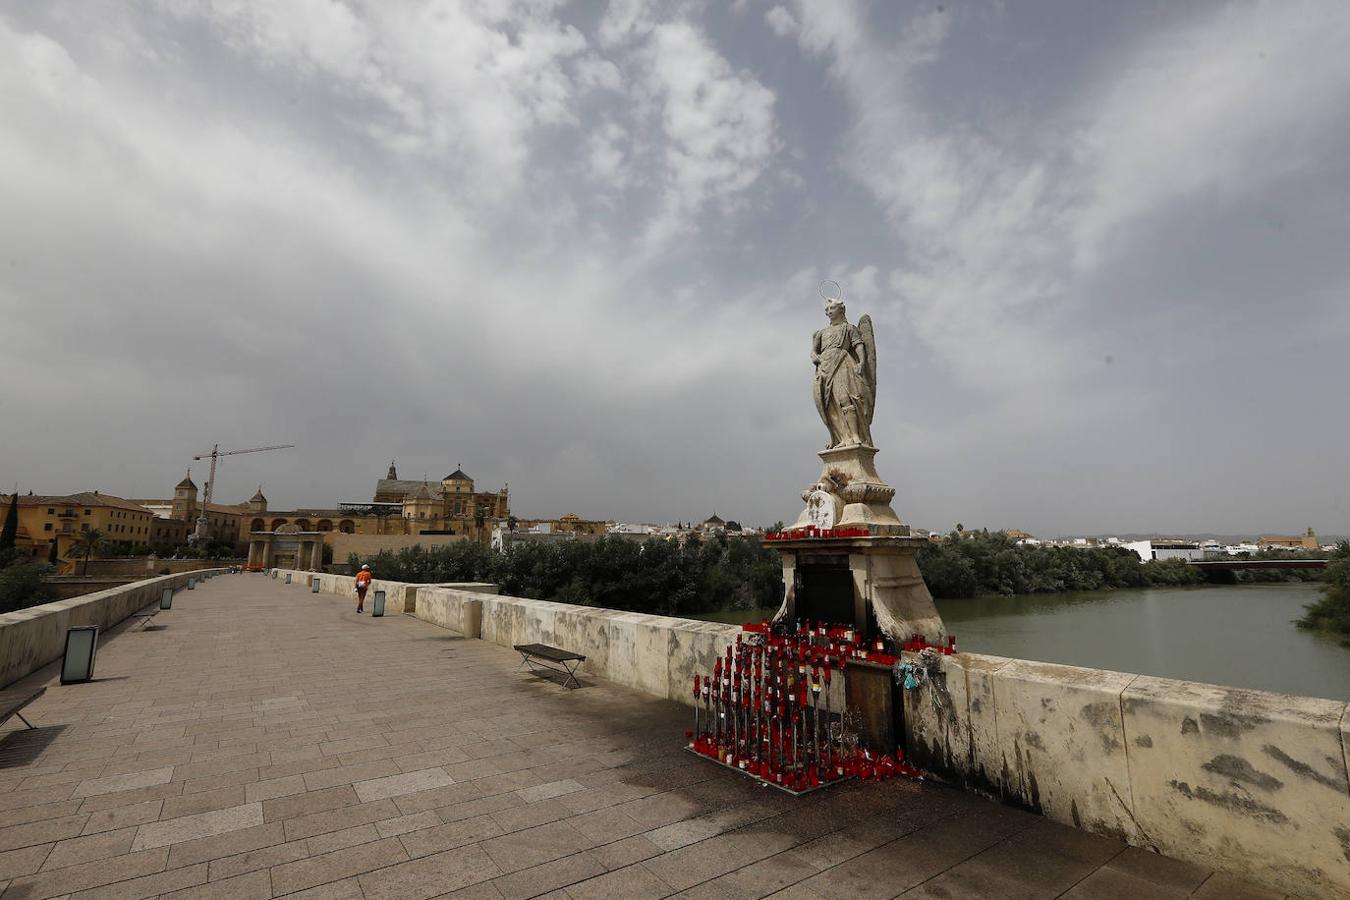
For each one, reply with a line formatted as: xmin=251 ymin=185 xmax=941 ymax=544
xmin=0 ymin=572 xmax=1341 ymax=898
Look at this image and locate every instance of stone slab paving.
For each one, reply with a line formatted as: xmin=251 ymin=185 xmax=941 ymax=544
xmin=0 ymin=576 xmax=1297 ymax=900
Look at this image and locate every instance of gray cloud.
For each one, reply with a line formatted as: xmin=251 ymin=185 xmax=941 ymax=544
xmin=2 ymin=0 xmax=1348 ymax=537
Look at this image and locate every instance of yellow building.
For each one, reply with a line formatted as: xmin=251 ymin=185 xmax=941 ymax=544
xmin=514 ymin=512 xmax=608 ymax=536
xmin=1257 ymin=528 xmax=1319 ymax=551
xmin=132 ymin=471 xmax=246 ymax=549
xmin=1 ymin=491 xmax=158 ymax=568
xmin=245 ymin=462 xmax=512 ymax=550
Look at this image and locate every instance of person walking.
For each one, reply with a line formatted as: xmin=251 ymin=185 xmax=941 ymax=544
xmin=355 ymin=564 xmax=372 ymax=613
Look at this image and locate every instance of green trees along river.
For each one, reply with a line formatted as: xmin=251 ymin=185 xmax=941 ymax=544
xmin=349 ymin=531 xmax=1349 ymax=642
xmin=1296 ymin=540 xmax=1350 ymax=645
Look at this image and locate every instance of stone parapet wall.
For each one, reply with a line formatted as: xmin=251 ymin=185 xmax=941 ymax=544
xmin=75 ymin=558 xmax=245 ymax=578
xmin=277 ymin=569 xmax=738 ymax=707
xmin=902 ymin=651 xmax=1350 ymax=899
xmin=271 ymin=569 xmax=1350 ymax=897
xmin=300 ymin=572 xmax=419 ymax=616
xmin=0 ymin=568 xmax=231 ymax=689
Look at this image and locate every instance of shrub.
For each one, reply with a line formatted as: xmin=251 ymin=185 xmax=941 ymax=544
xmin=1297 ymin=542 xmax=1350 ymax=644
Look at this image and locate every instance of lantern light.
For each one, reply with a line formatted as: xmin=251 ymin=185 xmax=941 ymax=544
xmin=61 ymin=626 xmax=99 ymax=684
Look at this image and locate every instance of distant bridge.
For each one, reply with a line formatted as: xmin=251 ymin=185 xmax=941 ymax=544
xmin=1186 ymin=559 xmax=1328 ymax=571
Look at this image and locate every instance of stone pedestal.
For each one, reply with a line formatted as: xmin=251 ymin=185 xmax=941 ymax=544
xmin=790 ymin=444 xmax=905 ymax=534
xmin=772 ymin=535 xmax=945 ymax=645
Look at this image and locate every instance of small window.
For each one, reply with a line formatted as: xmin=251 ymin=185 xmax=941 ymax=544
xmin=44 ymin=523 xmax=52 ymax=531
xmin=84 ymin=509 xmax=92 ymax=515
xmin=47 ymin=507 xmax=54 ymax=514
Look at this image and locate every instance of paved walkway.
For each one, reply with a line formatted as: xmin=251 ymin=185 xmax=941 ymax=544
xmin=0 ymin=576 xmax=1292 ymax=900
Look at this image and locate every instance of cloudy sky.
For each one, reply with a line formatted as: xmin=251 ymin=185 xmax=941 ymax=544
xmin=2 ymin=0 xmax=1348 ymax=536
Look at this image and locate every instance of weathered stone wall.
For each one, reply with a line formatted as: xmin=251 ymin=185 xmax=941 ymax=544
xmin=46 ymin=577 xmax=143 ymax=600
xmin=74 ymin=558 xmax=245 ymax=577
xmin=273 ymin=568 xmax=1350 ymax=897
xmin=303 ymin=574 xmax=493 ymax=618
xmin=0 ymin=568 xmax=231 ymax=689
xmin=279 ymin=569 xmax=738 ymax=707
xmin=901 ymin=652 xmax=1350 ymax=899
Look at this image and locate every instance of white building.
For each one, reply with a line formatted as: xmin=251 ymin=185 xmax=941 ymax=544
xmin=608 ymin=523 xmax=656 ymax=536
xmin=1123 ymin=540 xmax=1205 ymax=562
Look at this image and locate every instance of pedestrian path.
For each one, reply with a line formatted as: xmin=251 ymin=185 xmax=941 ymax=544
xmin=0 ymin=576 xmax=1292 ymax=899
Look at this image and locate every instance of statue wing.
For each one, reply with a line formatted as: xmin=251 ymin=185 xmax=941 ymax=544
xmin=858 ymin=314 xmax=877 ymax=410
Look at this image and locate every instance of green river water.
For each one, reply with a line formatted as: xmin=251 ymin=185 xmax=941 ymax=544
xmin=691 ymin=583 xmax=1350 ymax=701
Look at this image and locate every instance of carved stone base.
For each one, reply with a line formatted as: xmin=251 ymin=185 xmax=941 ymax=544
xmin=772 ymin=535 xmax=945 ymax=645
xmin=792 ymin=444 xmax=906 ymax=535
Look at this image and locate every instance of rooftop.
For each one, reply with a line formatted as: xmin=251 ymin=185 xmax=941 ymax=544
xmin=0 ymin=579 xmax=1277 ymax=898
xmin=3 ymin=491 xmax=154 ymax=515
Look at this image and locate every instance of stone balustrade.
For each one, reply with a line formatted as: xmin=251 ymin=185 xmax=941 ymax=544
xmin=273 ymin=568 xmax=1350 ymax=898
xmin=900 ymin=651 xmax=1350 ymax=898
xmin=0 ymin=568 xmax=231 ymax=689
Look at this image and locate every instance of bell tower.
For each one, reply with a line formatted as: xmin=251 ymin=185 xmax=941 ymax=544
xmin=172 ymin=470 xmax=199 ymax=522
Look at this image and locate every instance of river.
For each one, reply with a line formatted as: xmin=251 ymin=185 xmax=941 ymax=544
xmin=690 ymin=583 xmax=1350 ymax=701
xmin=938 ymin=582 xmax=1349 ymax=701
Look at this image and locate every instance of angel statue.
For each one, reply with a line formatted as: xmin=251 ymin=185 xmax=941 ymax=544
xmin=811 ymin=297 xmax=876 ymax=448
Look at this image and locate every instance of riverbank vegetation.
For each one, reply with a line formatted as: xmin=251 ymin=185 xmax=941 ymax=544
xmin=349 ymin=529 xmax=1251 ymax=616
xmin=1296 ymin=541 xmax=1350 ymax=645
xmin=916 ymin=531 xmax=1203 ymax=598
xmin=0 ymin=494 xmax=55 ymax=613
xmin=351 ymin=533 xmax=782 ymax=617
xmin=0 ymin=548 xmax=55 ymax=615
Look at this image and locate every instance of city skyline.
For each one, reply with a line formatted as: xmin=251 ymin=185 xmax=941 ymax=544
xmin=2 ymin=2 xmax=1349 ymax=536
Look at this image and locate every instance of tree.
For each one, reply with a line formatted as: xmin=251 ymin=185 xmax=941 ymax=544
xmin=0 ymin=558 xmax=55 ymax=614
xmin=0 ymin=493 xmax=17 ymax=551
xmin=1297 ymin=541 xmax=1350 ymax=645
xmin=68 ymin=529 xmax=104 ymax=576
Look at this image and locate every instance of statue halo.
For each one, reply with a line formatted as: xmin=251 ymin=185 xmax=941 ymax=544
xmin=818 ymin=280 xmax=843 ymax=304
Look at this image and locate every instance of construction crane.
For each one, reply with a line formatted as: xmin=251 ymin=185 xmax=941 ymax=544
xmin=190 ymin=443 xmax=294 ymax=543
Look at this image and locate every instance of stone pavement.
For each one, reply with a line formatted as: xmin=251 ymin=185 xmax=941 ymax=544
xmin=0 ymin=576 xmax=1294 ymax=900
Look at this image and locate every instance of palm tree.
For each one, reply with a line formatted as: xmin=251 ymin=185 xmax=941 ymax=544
xmin=68 ymin=529 xmax=104 ymax=576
